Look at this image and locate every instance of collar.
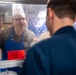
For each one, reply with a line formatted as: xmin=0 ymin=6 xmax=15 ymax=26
xmin=53 ymin=26 xmax=75 ymax=36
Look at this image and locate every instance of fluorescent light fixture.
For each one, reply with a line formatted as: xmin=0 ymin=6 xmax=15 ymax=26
xmin=0 ymin=1 xmax=15 ymax=3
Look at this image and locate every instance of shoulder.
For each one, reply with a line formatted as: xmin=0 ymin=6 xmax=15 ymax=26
xmin=1 ymin=27 xmax=13 ymax=35
xmin=1 ymin=27 xmax=13 ymax=39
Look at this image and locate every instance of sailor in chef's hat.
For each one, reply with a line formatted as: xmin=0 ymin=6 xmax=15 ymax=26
xmin=0 ymin=4 xmax=28 ymax=75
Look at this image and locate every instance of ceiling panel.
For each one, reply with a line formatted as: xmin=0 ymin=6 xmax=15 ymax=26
xmin=0 ymin=0 xmax=47 ymax=4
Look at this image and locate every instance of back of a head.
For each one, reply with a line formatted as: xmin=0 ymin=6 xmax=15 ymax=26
xmin=47 ymin=0 xmax=76 ymax=20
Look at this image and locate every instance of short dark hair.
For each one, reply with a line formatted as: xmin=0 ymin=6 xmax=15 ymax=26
xmin=47 ymin=0 xmax=76 ymax=20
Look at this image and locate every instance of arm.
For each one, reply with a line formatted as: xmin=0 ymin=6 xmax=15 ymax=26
xmin=26 ymin=29 xmax=39 ymax=47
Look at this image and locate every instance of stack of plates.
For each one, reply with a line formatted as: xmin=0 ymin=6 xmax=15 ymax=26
xmin=0 ymin=60 xmax=24 ymax=69
xmin=0 ymin=71 xmax=18 ymax=75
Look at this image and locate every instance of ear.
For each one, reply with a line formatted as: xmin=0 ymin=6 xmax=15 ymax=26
xmin=47 ymin=8 xmax=53 ymax=20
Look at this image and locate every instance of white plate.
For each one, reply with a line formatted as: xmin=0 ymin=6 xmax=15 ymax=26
xmin=0 ymin=71 xmax=18 ymax=75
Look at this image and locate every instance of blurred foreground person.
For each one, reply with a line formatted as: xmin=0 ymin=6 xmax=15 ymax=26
xmin=20 ymin=0 xmax=76 ymax=75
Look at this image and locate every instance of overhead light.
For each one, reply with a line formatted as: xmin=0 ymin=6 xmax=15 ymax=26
xmin=0 ymin=1 xmax=15 ymax=3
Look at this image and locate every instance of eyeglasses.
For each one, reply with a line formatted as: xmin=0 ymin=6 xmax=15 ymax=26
xmin=14 ymin=18 xmax=25 ymax=21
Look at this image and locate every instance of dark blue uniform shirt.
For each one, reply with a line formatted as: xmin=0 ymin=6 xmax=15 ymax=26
xmin=20 ymin=26 xmax=76 ymax=75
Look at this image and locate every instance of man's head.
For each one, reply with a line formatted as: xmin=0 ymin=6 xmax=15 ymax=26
xmin=46 ymin=0 xmax=76 ymax=35
xmin=12 ymin=15 xmax=27 ymax=28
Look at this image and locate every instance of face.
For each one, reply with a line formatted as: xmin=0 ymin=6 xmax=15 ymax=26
xmin=12 ymin=15 xmax=27 ymax=28
xmin=46 ymin=8 xmax=53 ymax=35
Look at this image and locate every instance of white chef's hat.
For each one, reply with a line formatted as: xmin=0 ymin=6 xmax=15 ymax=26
xmin=12 ymin=3 xmax=25 ymax=18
